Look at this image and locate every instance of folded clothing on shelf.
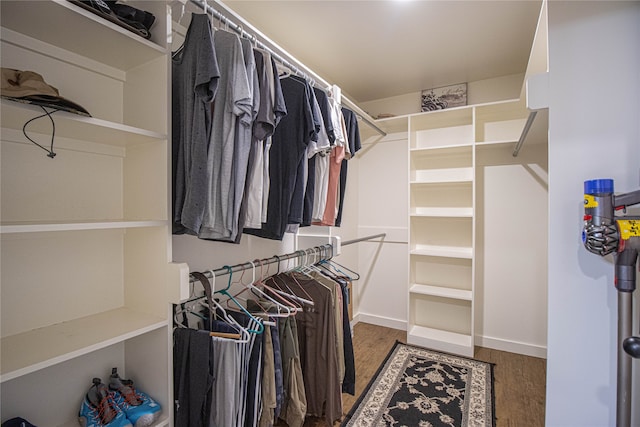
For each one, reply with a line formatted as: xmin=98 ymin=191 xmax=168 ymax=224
xmin=68 ymin=0 xmax=155 ymax=40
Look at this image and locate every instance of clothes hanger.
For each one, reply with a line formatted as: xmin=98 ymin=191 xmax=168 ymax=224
xmin=259 ymin=256 xmax=304 ymax=311
xmin=227 ymin=261 xmax=292 ymax=319
xmin=267 ymin=255 xmax=315 ymax=306
xmin=276 ymin=63 xmax=291 ymax=79
xmin=298 ymin=249 xmax=334 ymax=293
xmin=178 ymin=1 xmax=186 ymax=24
xmin=206 ymin=0 xmax=218 ymax=31
xmin=320 ymin=258 xmax=361 ymax=281
xmin=190 ymin=271 xmax=249 ymax=341
xmin=174 ymin=300 xmax=208 ymax=329
xmin=245 ymin=260 xmax=295 ymax=318
xmin=315 ymin=252 xmax=341 ymax=278
xmin=282 ymin=250 xmax=320 ymax=301
xmin=174 ymin=275 xmax=207 ymax=328
xmin=256 ymin=259 xmax=303 ymax=313
xmin=171 ymin=3 xmax=191 ymax=59
xmin=214 ymin=266 xmax=264 ymax=334
xmin=252 ymin=259 xmax=299 ymax=315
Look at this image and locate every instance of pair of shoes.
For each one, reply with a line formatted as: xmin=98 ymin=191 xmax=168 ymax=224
xmin=78 ymin=377 xmax=131 ymax=427
xmin=108 ymin=368 xmax=161 ymax=427
xmin=78 ymin=368 xmax=161 ymax=427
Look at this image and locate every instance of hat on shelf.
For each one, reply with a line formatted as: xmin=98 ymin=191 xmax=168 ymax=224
xmin=1 ymin=68 xmax=91 ymax=116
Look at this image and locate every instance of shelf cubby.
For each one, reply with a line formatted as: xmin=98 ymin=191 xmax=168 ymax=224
xmin=410 ymin=145 xmax=473 ymax=184
xmin=410 ymin=216 xmax=472 ymax=250
xmin=410 ymin=293 xmax=472 ymax=336
xmin=0 ymin=1 xmax=173 ymax=424
xmin=0 ymin=0 xmax=168 ymax=69
xmin=474 ymin=99 xmax=528 ymax=144
xmin=409 ymin=108 xmax=473 ymax=149
xmin=410 ymin=181 xmax=473 ymax=215
xmin=410 ymin=255 xmax=472 ymax=292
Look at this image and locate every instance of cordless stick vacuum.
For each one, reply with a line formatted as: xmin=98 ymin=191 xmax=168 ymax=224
xmin=582 ymin=179 xmax=640 ymax=427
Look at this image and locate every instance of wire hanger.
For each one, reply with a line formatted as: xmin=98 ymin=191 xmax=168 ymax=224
xmin=214 ymin=266 xmax=264 ymax=334
xmin=174 ymin=276 xmax=207 ymax=328
xmin=226 ymin=261 xmax=290 ymax=320
xmin=274 ymin=251 xmax=316 ymax=304
xmin=263 ymin=255 xmax=305 ymax=308
xmin=320 ymin=258 xmax=360 ymax=281
xmin=256 ymin=258 xmax=303 ymax=313
xmin=250 ymin=259 xmax=296 ymax=315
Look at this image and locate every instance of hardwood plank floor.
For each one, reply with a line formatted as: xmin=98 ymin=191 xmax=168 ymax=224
xmin=299 ymin=322 xmax=546 ymax=427
xmin=475 ymin=346 xmax=547 ymax=427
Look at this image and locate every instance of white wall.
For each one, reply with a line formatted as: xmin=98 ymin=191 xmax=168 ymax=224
xmin=354 ymin=131 xmax=409 ymax=329
xmin=360 ymin=73 xmax=525 ymax=119
xmin=475 ymin=137 xmax=548 ymax=358
xmin=546 ymin=2 xmax=640 ymax=426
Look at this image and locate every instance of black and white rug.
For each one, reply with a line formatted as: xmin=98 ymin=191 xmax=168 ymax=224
xmin=342 ymin=341 xmax=495 ymax=427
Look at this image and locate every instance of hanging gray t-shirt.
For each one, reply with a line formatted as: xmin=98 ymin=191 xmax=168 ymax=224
xmin=226 ymin=37 xmax=260 ymax=242
xmin=172 ymin=13 xmax=220 ymax=235
xmin=199 ymin=29 xmax=252 ymax=240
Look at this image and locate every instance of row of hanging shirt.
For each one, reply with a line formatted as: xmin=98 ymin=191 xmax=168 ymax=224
xmin=173 ymin=257 xmax=357 ymax=427
xmin=172 ymin=13 xmax=362 ymax=243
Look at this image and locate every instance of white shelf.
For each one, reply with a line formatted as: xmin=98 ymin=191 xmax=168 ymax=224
xmin=0 ymin=0 xmax=166 ymax=71
xmin=475 ymin=139 xmax=519 ymax=147
xmin=410 ymin=207 xmax=473 ymax=217
xmin=1 ymin=220 xmax=166 ymax=234
xmin=59 ymin=413 xmax=170 ymax=427
xmin=1 ymin=100 xmax=167 ymax=146
xmin=411 ymin=245 xmax=473 ymax=259
xmin=0 ymin=307 xmax=167 ymax=383
xmin=407 ymin=325 xmax=474 ymax=357
xmin=410 ymin=284 xmax=472 ymax=301
xmin=411 ymin=167 xmax=473 ymax=184
xmin=410 ymin=143 xmax=472 ymax=153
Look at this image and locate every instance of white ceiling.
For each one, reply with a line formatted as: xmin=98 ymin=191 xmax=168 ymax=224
xmin=217 ymin=0 xmax=543 ymax=104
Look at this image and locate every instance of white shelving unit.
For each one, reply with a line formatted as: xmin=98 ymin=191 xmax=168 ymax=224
xmin=381 ymin=99 xmax=531 ymax=357
xmin=0 ymin=2 xmax=179 ymax=425
xmin=407 ymin=107 xmax=476 ymax=357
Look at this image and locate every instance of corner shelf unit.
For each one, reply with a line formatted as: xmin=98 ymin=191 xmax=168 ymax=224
xmin=400 ymin=99 xmax=530 ymax=357
xmin=0 ymin=1 xmax=178 ymax=425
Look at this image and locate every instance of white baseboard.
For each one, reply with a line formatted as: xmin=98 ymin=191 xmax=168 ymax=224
xmin=353 ymin=312 xmax=407 ymax=332
xmin=476 ymin=335 xmax=547 ymax=359
xmin=351 ymin=313 xmax=547 ymax=359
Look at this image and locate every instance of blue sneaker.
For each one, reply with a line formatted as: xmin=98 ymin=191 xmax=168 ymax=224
xmin=79 ymin=378 xmax=132 ymax=427
xmin=108 ymin=368 xmax=161 ymax=427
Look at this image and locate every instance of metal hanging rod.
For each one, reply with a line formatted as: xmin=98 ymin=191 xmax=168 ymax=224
xmin=512 ymin=111 xmax=538 ymax=157
xmin=342 ymin=233 xmax=387 ymax=246
xmin=187 ymin=0 xmax=386 ymax=137
xmin=188 ymin=243 xmax=335 ymax=283
xmin=187 ymin=232 xmax=386 ymax=284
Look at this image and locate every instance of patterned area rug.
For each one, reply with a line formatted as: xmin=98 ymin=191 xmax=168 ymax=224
xmin=342 ymin=341 xmax=495 ymax=427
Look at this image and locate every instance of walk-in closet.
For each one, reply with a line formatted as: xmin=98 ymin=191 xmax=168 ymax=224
xmin=2 ymin=1 xmax=639 ymax=426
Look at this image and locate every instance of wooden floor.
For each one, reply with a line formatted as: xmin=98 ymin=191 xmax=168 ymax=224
xmin=298 ymin=322 xmax=547 ymax=427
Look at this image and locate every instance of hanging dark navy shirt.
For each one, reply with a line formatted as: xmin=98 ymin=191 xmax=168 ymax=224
xmin=335 ymin=107 xmax=361 ymax=227
xmin=244 ymin=76 xmax=313 ymax=240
